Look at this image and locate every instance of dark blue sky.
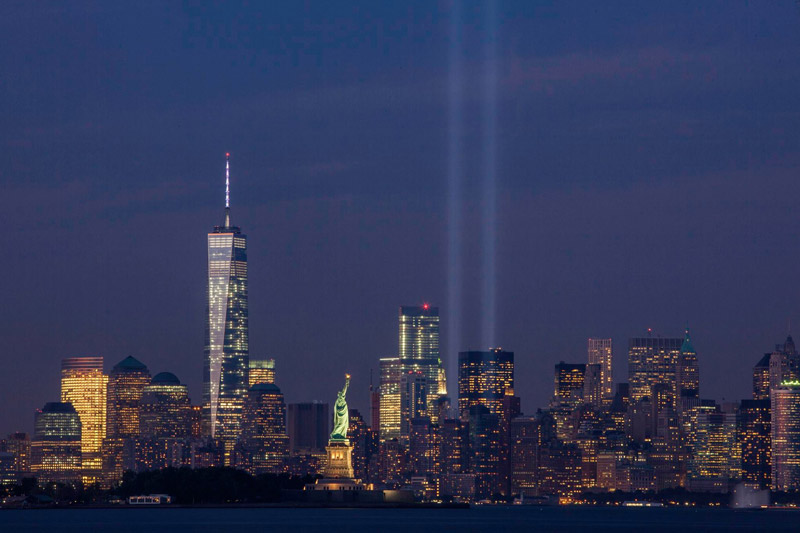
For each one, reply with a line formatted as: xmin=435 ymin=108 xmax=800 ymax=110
xmin=2 ymin=1 xmax=800 ymax=433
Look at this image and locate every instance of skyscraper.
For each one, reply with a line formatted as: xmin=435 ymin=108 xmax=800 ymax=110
xmin=771 ymin=381 xmax=800 ymax=491
xmin=458 ymin=349 xmax=514 ymax=418
xmin=31 ymin=402 xmax=82 ymax=486
xmin=740 ymin=399 xmax=771 ymax=489
xmin=106 ymin=356 xmax=151 ymax=439
xmin=379 ymin=357 xmax=402 ymax=441
xmin=137 ymin=372 xmax=192 ymax=471
xmin=398 ymin=305 xmax=447 ymax=424
xmin=753 ymin=354 xmax=771 ymax=400
xmin=400 ymin=370 xmax=428 ymax=438
xmin=676 ymin=329 xmax=700 ymax=402
xmin=248 ymin=358 xmax=275 ymax=387
xmin=628 ymin=335 xmax=682 ymax=406
xmin=399 ymin=304 xmax=440 ymax=360
xmin=238 ymin=383 xmax=289 ymax=474
xmin=103 ymin=356 xmax=150 ymax=485
xmin=287 ymin=402 xmax=329 ymax=454
xmin=204 ymin=153 xmax=249 ymax=461
xmin=61 ymin=356 xmax=107 ymax=483
xmin=587 ymin=338 xmax=613 ymax=406
xmin=552 ymin=362 xmax=586 ymax=407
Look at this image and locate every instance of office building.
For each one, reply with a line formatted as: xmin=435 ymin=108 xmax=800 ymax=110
xmin=61 ymin=357 xmax=107 ymax=482
xmin=400 ymin=370 xmax=428 ymax=438
xmin=287 ymin=402 xmax=329 ymax=454
xmin=137 ymin=372 xmax=191 ymax=471
xmin=238 ymin=383 xmax=289 ymax=474
xmin=771 ymin=382 xmax=800 ymax=490
xmin=30 ymin=402 xmax=82 ymax=486
xmin=248 ymin=358 xmax=275 ymax=387
xmin=458 ymin=349 xmax=515 ymax=418
xmin=687 ymin=407 xmax=740 ymax=493
xmin=552 ymin=362 xmax=586 ymax=407
xmin=740 ymin=399 xmax=771 ymax=489
xmin=676 ymin=329 xmax=699 ymax=402
xmin=103 ymin=356 xmax=150 ymax=484
xmin=398 ymin=305 xmax=447 ymax=424
xmin=753 ymin=354 xmax=771 ymax=401
xmin=588 ymin=338 xmax=613 ymax=406
xmin=204 ymin=153 xmax=250 ymax=462
xmin=628 ymin=335 xmax=682 ymax=405
xmin=379 ymin=357 xmax=402 ymax=441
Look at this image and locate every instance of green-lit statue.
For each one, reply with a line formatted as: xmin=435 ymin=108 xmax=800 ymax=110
xmin=330 ymin=374 xmax=351 ymax=441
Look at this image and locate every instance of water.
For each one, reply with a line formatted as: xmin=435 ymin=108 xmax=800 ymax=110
xmin=0 ymin=506 xmax=796 ymax=532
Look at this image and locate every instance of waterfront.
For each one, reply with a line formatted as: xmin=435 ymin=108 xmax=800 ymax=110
xmin=0 ymin=506 xmax=797 ymax=532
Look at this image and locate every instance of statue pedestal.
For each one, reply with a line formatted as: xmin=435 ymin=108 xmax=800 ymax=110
xmin=323 ymin=439 xmax=354 ymax=479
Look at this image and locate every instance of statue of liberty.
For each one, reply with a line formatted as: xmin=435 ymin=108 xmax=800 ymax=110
xmin=330 ymin=374 xmax=351 ymax=441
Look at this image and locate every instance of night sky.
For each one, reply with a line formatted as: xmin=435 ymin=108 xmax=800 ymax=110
xmin=2 ymin=1 xmax=800 ymax=434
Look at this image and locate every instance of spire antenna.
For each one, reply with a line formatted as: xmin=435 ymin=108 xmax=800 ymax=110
xmin=225 ymin=152 xmax=231 ymax=209
xmin=223 ymin=152 xmax=231 ymax=227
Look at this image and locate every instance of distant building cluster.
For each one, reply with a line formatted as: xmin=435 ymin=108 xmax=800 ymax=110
xmin=3 ymin=163 xmax=800 ymax=502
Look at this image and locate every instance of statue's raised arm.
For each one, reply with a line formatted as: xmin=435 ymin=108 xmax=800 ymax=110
xmin=330 ymin=373 xmax=351 ymax=441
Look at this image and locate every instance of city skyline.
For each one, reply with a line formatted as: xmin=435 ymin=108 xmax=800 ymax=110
xmin=3 ymin=1 xmax=800 ymax=437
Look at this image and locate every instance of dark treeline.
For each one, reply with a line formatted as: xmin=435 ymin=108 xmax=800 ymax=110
xmin=1 ymin=468 xmax=316 ymax=505
xmin=117 ymin=467 xmax=314 ymax=504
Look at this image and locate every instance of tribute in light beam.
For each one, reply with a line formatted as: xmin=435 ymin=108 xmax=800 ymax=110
xmin=446 ymin=0 xmax=464 ymax=396
xmin=481 ymin=0 xmax=498 ymax=349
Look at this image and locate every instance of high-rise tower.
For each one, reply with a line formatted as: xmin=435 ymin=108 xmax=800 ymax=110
xmin=587 ymin=338 xmax=613 ymax=406
xmin=398 ymin=305 xmax=447 ymax=425
xmin=61 ymin=356 xmax=107 ymax=483
xmin=203 ymin=153 xmax=249 ymax=461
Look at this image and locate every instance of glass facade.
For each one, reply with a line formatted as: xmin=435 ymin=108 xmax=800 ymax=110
xmin=31 ymin=402 xmax=82 ymax=486
xmin=379 ymin=357 xmax=402 ymax=442
xmin=204 ymin=204 xmax=249 ymax=460
xmin=771 ymin=382 xmax=800 ymax=490
xmin=61 ymin=356 xmax=107 ymax=483
xmin=248 ymin=358 xmax=276 ymax=387
xmin=628 ymin=337 xmax=682 ymax=406
xmin=458 ymin=349 xmax=514 ymax=418
xmin=588 ymin=338 xmax=613 ymax=406
xmin=237 ymin=383 xmax=289 ymax=474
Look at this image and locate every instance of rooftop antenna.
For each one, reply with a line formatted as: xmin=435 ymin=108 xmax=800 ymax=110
xmin=224 ymin=152 xmax=231 ymax=227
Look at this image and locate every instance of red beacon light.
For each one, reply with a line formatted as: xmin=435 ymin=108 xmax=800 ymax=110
xmin=422 ymin=303 xmax=430 ymax=310
xmin=226 ymin=152 xmax=230 ymax=157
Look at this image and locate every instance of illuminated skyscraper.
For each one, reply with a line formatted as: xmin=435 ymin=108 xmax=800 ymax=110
xmin=587 ymin=338 xmax=613 ymax=406
xmin=248 ymin=358 xmax=275 ymax=387
xmin=753 ymin=354 xmax=771 ymax=400
xmin=552 ymin=362 xmax=586 ymax=407
xmin=458 ymin=349 xmax=514 ymax=418
xmin=31 ymin=402 xmax=82 ymax=486
xmin=400 ymin=370 xmax=428 ymax=438
xmin=740 ymin=399 xmax=771 ymax=489
xmin=61 ymin=357 xmax=107 ymax=483
xmin=106 ymin=356 xmax=150 ymax=438
xmin=687 ymin=406 xmax=740 ymax=493
xmin=204 ymin=153 xmax=249 ymax=461
xmin=676 ymin=329 xmax=699 ymax=402
xmin=103 ymin=356 xmax=150 ymax=485
xmin=399 ymin=304 xmax=439 ymax=360
xmin=769 ymin=336 xmax=800 ymax=392
xmin=379 ymin=357 xmax=402 ymax=441
xmin=238 ymin=383 xmax=289 ymax=474
xmin=398 ymin=305 xmax=447 ymax=424
xmin=137 ymin=372 xmax=191 ymax=471
xmin=0 ymin=433 xmax=30 ymax=480
xmin=771 ymin=382 xmax=800 ymax=491
xmin=628 ymin=335 xmax=682 ymax=406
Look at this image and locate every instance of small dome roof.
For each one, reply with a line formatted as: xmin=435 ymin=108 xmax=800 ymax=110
xmin=151 ymin=372 xmax=180 ymax=385
xmin=113 ymin=356 xmax=148 ymax=372
xmin=41 ymin=402 xmax=77 ymax=413
xmin=250 ymin=382 xmax=281 ymax=393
